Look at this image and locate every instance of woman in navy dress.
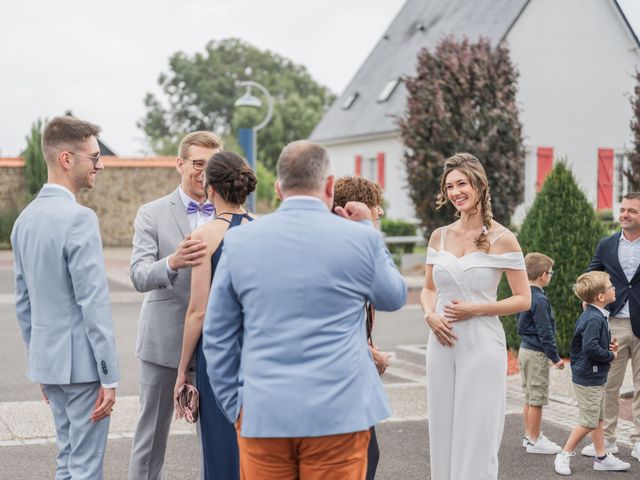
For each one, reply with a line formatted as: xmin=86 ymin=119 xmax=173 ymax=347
xmin=175 ymin=151 xmax=257 ymax=480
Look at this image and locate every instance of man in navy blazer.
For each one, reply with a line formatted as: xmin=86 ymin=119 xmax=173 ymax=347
xmin=582 ymin=193 xmax=640 ymax=461
xmin=11 ymin=116 xmax=119 ymax=479
xmin=202 ymin=140 xmax=407 ymax=479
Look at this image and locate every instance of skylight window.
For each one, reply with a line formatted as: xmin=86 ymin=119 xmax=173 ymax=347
xmin=342 ymin=92 xmax=359 ymax=110
xmin=377 ymin=78 xmax=401 ymax=103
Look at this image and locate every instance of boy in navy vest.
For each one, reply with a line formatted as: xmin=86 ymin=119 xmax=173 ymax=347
xmin=554 ymin=271 xmax=630 ymax=475
xmin=518 ymin=253 xmax=564 ymax=454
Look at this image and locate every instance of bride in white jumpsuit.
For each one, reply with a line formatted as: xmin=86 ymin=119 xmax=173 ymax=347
xmin=421 ymin=153 xmax=530 ymax=480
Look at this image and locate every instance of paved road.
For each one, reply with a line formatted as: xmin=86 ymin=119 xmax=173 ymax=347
xmin=1 ymin=254 xmax=639 ymax=479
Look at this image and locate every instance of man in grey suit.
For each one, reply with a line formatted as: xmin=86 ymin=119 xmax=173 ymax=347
xmin=11 ymin=116 xmax=120 ymax=480
xmin=203 ymin=140 xmax=407 ymax=479
xmin=128 ymin=131 xmax=222 ymax=480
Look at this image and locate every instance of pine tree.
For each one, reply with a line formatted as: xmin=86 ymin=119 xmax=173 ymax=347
xmin=398 ymin=36 xmax=525 ymax=235
xmin=23 ymin=119 xmax=47 ymax=197
xmin=500 ymin=161 xmax=608 ymax=356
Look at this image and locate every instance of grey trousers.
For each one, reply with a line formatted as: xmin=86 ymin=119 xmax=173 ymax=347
xmin=128 ymin=360 xmax=179 ymax=480
xmin=128 ymin=359 xmax=202 ymax=480
xmin=44 ymin=382 xmax=109 ymax=480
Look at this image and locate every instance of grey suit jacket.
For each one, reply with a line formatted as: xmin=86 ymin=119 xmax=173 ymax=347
xmin=11 ymin=186 xmax=120 ymax=385
xmin=130 ymin=188 xmax=193 ymax=368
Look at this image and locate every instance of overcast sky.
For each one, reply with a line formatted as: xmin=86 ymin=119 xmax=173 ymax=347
xmin=1 ymin=0 xmax=639 ymax=156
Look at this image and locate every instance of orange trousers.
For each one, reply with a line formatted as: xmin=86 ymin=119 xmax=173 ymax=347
xmin=235 ymin=416 xmax=370 ymax=480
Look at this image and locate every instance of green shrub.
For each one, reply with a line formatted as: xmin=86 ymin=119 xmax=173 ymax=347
xmin=498 ymin=161 xmax=608 ymax=356
xmin=381 ymin=218 xmax=417 ymax=254
xmin=0 ymin=207 xmax=20 ymax=249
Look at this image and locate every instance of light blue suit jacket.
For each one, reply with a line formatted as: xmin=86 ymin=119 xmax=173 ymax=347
xmin=11 ymin=186 xmax=120 ymax=385
xmin=203 ymin=197 xmax=407 ymax=437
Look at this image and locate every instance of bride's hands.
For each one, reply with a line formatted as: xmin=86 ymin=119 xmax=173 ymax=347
xmin=425 ymin=312 xmax=457 ymax=347
xmin=443 ymin=299 xmax=477 ymax=321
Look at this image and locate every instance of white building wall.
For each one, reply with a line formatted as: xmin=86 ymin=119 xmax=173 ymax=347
xmin=324 ymin=135 xmax=414 ymax=219
xmin=322 ymin=0 xmax=640 ymax=223
xmin=506 ymin=0 xmax=640 ymax=213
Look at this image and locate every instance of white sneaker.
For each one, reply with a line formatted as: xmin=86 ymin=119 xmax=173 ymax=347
xmin=632 ymin=441 xmax=640 ymax=461
xmin=527 ymin=434 xmax=562 ymax=454
xmin=580 ymin=438 xmax=618 ymax=456
xmin=554 ymin=451 xmax=575 ymax=476
xmin=593 ymin=453 xmax=631 ymax=471
xmin=522 ymin=436 xmax=531 ymax=448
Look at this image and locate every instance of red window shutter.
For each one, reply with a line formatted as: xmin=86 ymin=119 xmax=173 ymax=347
xmin=355 ymin=155 xmax=362 ymax=176
xmin=597 ymin=148 xmax=614 ymax=211
xmin=376 ymin=152 xmax=385 ymax=189
xmin=536 ymin=147 xmax=553 ymax=192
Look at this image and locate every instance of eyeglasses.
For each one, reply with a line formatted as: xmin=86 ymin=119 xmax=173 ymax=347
xmin=69 ymin=151 xmax=102 ymax=166
xmin=603 ymin=285 xmax=615 ymax=292
xmin=546 ymin=271 xmax=555 ymax=276
xmin=184 ymin=159 xmax=207 ymax=171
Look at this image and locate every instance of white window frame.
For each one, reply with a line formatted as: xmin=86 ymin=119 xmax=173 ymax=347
xmin=613 ymin=150 xmax=628 ymax=216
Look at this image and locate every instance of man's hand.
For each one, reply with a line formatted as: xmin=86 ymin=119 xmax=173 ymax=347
xmin=90 ymin=387 xmax=116 ymax=423
xmin=40 ymin=384 xmax=49 ymax=404
xmin=334 ymin=201 xmax=372 ymax=222
xmin=168 ymin=235 xmax=207 ymax=270
xmin=553 ymin=360 xmax=565 ymax=370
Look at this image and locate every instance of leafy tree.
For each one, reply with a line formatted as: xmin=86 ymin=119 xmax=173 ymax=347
xmin=139 ymin=38 xmax=334 ymax=170
xmin=626 ymin=70 xmax=640 ymax=190
xmin=499 ymin=161 xmax=608 ymax=356
xmin=398 ymin=37 xmax=525 ymax=236
xmin=23 ymin=119 xmax=47 ymax=196
xmin=220 ymin=134 xmax=277 ymax=213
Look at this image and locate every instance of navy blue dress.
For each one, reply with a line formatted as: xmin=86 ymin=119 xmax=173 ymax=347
xmin=195 ymin=213 xmax=252 ymax=480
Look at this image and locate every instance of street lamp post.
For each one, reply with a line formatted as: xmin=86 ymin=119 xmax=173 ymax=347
xmin=234 ymin=80 xmax=274 ymax=212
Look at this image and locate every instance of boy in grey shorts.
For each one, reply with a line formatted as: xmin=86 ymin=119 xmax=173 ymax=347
xmin=518 ymin=253 xmax=564 ymax=454
xmin=554 ymin=271 xmax=630 ymax=475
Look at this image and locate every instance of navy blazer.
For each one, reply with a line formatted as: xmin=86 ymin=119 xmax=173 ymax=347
xmin=518 ymin=287 xmax=561 ymax=363
xmin=588 ymin=232 xmax=640 ymax=337
xmin=570 ymin=305 xmax=614 ymax=386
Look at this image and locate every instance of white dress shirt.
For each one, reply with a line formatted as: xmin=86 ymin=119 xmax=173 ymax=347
xmin=165 ymin=187 xmax=214 ymax=276
xmin=43 ymin=183 xmax=76 ymax=201
xmin=617 ymin=232 xmax=640 ymax=318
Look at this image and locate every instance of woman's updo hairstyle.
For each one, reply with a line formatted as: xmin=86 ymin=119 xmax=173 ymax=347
xmin=436 ymin=152 xmax=493 ymax=252
xmin=205 ymin=151 xmax=257 ymax=206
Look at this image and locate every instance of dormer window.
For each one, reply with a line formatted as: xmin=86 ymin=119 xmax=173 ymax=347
xmin=342 ymin=92 xmax=359 ymax=110
xmin=377 ymin=79 xmax=401 ymax=103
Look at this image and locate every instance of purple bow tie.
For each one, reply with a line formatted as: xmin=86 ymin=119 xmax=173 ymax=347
xmin=186 ymin=201 xmax=214 ymax=216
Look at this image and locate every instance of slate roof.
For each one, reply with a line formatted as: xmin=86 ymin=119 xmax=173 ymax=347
xmin=311 ymin=0 xmax=640 ymax=143
xmin=310 ymin=0 xmax=530 ymax=143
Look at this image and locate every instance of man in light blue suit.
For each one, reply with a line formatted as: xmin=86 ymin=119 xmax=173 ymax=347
xmin=11 ymin=116 xmax=120 ymax=480
xmin=203 ymin=140 xmax=407 ymax=479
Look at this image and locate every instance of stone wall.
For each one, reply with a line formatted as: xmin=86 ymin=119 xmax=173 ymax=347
xmin=1 ymin=156 xmax=181 ymax=246
xmin=0 ymin=158 xmax=27 ymax=209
